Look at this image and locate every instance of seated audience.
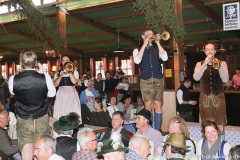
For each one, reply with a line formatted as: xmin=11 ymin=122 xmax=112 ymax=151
xmin=34 ymin=135 xmax=64 ymax=160
xmin=196 ymin=120 xmax=231 ymax=159
xmin=160 ymin=115 xmax=196 ymax=159
xmin=89 ymin=97 xmax=111 ymax=127
xmin=80 ymin=104 xmax=92 ymax=125
xmin=135 ymin=108 xmax=162 ymax=154
xmin=80 ymin=80 xmax=99 ymax=112
xmin=54 ymin=113 xmax=80 ymax=160
xmin=125 ymin=134 xmax=151 ymax=160
xmin=97 ymin=132 xmax=128 ymax=160
xmin=117 ymin=94 xmax=134 ymax=119
xmin=114 ymin=77 xmax=129 ymax=103
xmin=102 ymin=111 xmax=130 ymax=147
xmin=94 ymin=73 xmax=105 ymax=98
xmin=72 ymin=128 xmax=98 ymax=160
xmin=0 ymin=109 xmax=19 ymax=160
xmin=164 ymin=133 xmax=190 ymax=160
xmin=135 ymin=96 xmax=144 ymax=113
xmin=0 ymin=100 xmax=17 ymax=140
xmin=107 ymin=95 xmax=119 ymax=118
xmin=229 ymin=145 xmax=240 ymax=160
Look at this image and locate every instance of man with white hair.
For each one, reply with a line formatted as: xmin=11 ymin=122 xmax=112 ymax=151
xmin=125 ymin=134 xmax=151 ymax=160
xmin=34 ymin=135 xmax=64 ymax=160
xmin=0 ymin=108 xmax=19 ymax=159
xmin=72 ymin=128 xmax=98 ymax=160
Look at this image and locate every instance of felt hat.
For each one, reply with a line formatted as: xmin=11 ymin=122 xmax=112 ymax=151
xmin=164 ymin=133 xmax=190 ymax=149
xmin=97 ymin=132 xmax=128 ymax=155
xmin=135 ymin=108 xmax=152 ymax=125
xmin=53 ymin=116 xmax=79 ymax=131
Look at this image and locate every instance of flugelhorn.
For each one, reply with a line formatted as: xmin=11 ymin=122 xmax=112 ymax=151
xmin=212 ymin=56 xmax=221 ymax=69
xmin=62 ymin=62 xmax=74 ymax=73
xmin=151 ymin=31 xmax=170 ymax=41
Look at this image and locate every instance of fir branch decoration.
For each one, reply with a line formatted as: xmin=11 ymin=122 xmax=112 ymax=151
xmin=8 ymin=0 xmax=65 ymax=52
xmin=131 ymin=0 xmax=185 ymax=41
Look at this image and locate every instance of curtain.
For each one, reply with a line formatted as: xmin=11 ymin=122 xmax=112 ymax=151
xmin=101 ymin=57 xmax=107 ymax=74
xmin=115 ymin=57 xmax=119 ymax=71
xmin=12 ymin=62 xmax=15 ymax=75
xmin=130 ymin=56 xmax=135 ymax=75
xmin=5 ymin=62 xmax=8 ymax=78
xmin=90 ymin=58 xmax=94 ymax=78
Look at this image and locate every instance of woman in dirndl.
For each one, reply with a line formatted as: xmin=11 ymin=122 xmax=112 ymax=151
xmin=53 ymin=55 xmax=81 ymax=122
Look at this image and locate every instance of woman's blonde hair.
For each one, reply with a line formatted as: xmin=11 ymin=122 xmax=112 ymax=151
xmin=168 ymin=115 xmax=190 ymax=139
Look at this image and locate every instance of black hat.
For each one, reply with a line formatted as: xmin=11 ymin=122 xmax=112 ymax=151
xmin=135 ymin=108 xmax=152 ymax=125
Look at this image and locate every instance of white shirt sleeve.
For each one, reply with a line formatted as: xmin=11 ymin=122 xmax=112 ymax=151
xmin=193 ymin=62 xmax=207 ymax=81
xmin=44 ymin=74 xmax=56 ymax=97
xmin=8 ymin=76 xmax=14 ymax=95
xmin=133 ymin=48 xmax=141 ymax=64
xmin=159 ymin=51 xmax=168 ymax=61
xmin=176 ymin=89 xmax=184 ymax=104
xmin=219 ymin=61 xmax=229 ymax=83
xmin=73 ymin=70 xmax=80 ymax=80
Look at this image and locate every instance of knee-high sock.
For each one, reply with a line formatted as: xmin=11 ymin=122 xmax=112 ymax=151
xmin=150 ymin=114 xmax=155 ymax=129
xmin=154 ymin=113 xmax=162 ymax=131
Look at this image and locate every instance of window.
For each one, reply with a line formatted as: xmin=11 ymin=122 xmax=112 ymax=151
xmin=42 ymin=63 xmax=48 ymax=74
xmin=95 ymin=61 xmax=105 ymax=79
xmin=121 ymin=59 xmax=132 ymax=75
xmin=0 ymin=5 xmax=9 ymax=14
xmin=16 ymin=65 xmax=21 ymax=74
xmin=1 ymin=65 xmax=6 ymax=78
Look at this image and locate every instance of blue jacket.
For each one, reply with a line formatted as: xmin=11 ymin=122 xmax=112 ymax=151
xmin=80 ymin=88 xmax=99 ymax=105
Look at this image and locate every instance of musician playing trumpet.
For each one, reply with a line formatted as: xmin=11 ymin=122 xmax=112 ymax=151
xmin=133 ymin=29 xmax=168 ymax=131
xmin=193 ymin=43 xmax=229 ymax=136
xmin=53 ymin=55 xmax=81 ymax=121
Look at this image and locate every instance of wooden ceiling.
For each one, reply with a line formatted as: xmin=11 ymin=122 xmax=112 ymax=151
xmin=0 ymin=0 xmax=240 ymax=61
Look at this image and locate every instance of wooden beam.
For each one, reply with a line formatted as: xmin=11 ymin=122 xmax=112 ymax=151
xmin=69 ymin=12 xmax=137 ymax=45
xmin=71 ymin=0 xmax=131 ymax=14
xmin=183 ymin=0 xmax=237 ymax=10
xmin=186 ymin=28 xmax=223 ymax=36
xmin=184 ymin=18 xmax=212 ymax=25
xmin=0 ymin=46 xmax=18 ymax=53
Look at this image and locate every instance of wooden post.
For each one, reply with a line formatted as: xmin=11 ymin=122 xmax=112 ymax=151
xmin=173 ymin=0 xmax=184 ymax=90
xmin=57 ymin=7 xmax=67 ymax=56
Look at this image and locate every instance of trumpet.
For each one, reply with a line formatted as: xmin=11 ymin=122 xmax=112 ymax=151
xmin=62 ymin=62 xmax=74 ymax=73
xmin=150 ymin=31 xmax=170 ymax=41
xmin=212 ymin=57 xmax=221 ymax=69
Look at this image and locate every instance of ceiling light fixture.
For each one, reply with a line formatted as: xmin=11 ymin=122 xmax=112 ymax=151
xmin=207 ymin=21 xmax=226 ymax=52
xmin=218 ymin=44 xmax=226 ymax=52
xmin=45 ymin=50 xmax=56 ymax=57
xmin=53 ymin=4 xmax=69 ymax=15
xmin=113 ymin=20 xmax=124 ymax=53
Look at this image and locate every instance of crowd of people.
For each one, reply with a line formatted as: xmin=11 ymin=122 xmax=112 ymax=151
xmin=1 ymin=29 xmax=240 ymax=160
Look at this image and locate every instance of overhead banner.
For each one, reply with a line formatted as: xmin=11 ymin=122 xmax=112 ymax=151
xmin=223 ymin=2 xmax=240 ymax=31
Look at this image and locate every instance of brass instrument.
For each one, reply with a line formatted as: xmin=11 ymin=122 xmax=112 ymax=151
xmin=151 ymin=31 xmax=170 ymax=41
xmin=62 ymin=62 xmax=74 ymax=73
xmin=212 ymin=56 xmax=221 ymax=69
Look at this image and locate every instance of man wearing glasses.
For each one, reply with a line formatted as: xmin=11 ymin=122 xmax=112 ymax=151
xmin=72 ymin=128 xmax=98 ymax=160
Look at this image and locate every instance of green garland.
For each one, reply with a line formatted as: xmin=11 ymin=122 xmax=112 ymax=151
xmin=131 ymin=0 xmax=185 ymax=41
xmin=8 ymin=0 xmax=64 ymax=51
